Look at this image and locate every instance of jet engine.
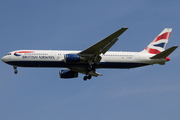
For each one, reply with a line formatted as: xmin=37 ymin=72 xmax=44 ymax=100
xmin=64 ymin=54 xmax=85 ymax=63
xmin=59 ymin=69 xmax=78 ymax=78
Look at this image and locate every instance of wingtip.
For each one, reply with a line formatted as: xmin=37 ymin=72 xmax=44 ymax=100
xmin=122 ymin=27 xmax=128 ymax=29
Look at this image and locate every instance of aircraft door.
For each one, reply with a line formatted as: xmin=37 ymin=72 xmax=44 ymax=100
xmin=57 ymin=53 xmax=63 ymax=61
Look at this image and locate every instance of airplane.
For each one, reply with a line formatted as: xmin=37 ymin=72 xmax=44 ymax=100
xmin=1 ymin=28 xmax=178 ymax=81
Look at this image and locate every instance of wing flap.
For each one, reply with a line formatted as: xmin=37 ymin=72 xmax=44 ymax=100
xmin=70 ymin=68 xmax=102 ymax=77
xmin=100 ymin=38 xmax=118 ymax=54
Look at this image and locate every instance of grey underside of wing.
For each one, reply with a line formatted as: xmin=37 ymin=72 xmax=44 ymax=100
xmin=79 ymin=71 xmax=103 ymax=77
xmin=70 ymin=68 xmax=102 ymax=77
xmin=78 ymin=27 xmax=128 ymax=56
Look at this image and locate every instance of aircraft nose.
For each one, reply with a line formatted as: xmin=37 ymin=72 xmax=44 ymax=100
xmin=1 ymin=56 xmax=6 ymax=63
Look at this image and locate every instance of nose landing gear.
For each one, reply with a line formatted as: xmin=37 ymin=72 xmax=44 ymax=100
xmin=13 ymin=66 xmax=18 ymax=74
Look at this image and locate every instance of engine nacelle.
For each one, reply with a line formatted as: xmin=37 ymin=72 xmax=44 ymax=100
xmin=59 ymin=70 xmax=78 ymax=78
xmin=64 ymin=54 xmax=84 ymax=63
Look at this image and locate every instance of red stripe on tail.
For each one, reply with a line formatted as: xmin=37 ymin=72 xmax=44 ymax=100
xmin=153 ymin=32 xmax=169 ymax=42
xmin=146 ymin=47 xmax=161 ymax=54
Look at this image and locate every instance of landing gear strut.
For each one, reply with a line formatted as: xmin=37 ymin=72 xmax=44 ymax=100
xmin=83 ymin=75 xmax=92 ymax=81
xmin=13 ymin=66 xmax=18 ymax=74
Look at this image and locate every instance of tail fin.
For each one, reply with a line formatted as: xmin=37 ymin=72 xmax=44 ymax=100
xmin=141 ymin=28 xmax=172 ymax=54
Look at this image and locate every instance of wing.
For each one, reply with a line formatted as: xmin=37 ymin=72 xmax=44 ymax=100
xmin=78 ymin=27 xmax=128 ymax=57
xmin=70 ymin=68 xmax=103 ymax=77
xmin=68 ymin=28 xmax=128 ymax=78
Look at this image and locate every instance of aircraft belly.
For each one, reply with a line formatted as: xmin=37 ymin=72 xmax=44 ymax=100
xmin=97 ymin=62 xmax=149 ymax=69
xmin=6 ymin=60 xmax=150 ymax=69
xmin=5 ymin=61 xmax=67 ymax=67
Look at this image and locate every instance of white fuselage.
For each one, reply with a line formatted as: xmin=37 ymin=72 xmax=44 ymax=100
xmin=1 ymin=50 xmax=167 ymax=69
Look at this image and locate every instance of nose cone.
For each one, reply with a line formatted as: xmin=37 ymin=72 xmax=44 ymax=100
xmin=1 ymin=56 xmax=7 ymax=63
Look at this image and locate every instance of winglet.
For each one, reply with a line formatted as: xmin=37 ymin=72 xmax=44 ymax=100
xmin=150 ymin=46 xmax=178 ymax=59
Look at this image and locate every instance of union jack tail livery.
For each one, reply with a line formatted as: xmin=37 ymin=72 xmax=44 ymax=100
xmin=142 ymin=28 xmax=172 ymax=54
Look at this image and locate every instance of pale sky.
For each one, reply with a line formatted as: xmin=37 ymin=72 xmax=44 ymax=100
xmin=1 ymin=0 xmax=180 ymax=120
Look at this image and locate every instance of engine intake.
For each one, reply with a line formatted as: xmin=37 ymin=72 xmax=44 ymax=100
xmin=64 ymin=54 xmax=84 ymax=63
xmin=59 ymin=70 xmax=78 ymax=78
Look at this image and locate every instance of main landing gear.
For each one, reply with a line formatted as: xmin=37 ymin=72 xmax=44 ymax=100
xmin=13 ymin=66 xmax=18 ymax=74
xmin=83 ymin=75 xmax=92 ymax=81
xmin=83 ymin=63 xmax=95 ymax=81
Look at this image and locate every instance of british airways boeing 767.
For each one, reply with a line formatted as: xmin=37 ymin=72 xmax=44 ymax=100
xmin=1 ymin=28 xmax=178 ymax=80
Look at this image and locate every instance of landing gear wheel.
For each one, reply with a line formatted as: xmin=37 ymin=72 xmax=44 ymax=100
xmin=83 ymin=75 xmax=92 ymax=81
xmin=13 ymin=66 xmax=17 ymax=70
xmin=14 ymin=70 xmax=18 ymax=74
xmin=87 ymin=75 xmax=92 ymax=80
xmin=13 ymin=66 xmax=18 ymax=74
xmin=83 ymin=76 xmax=88 ymax=81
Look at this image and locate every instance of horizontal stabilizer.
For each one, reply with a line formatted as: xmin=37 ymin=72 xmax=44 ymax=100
xmin=150 ymin=46 xmax=178 ymax=59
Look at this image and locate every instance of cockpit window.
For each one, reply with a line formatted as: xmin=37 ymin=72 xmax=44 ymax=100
xmin=7 ymin=53 xmax=11 ymax=55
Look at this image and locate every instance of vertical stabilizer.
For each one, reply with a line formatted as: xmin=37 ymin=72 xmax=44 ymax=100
xmin=141 ymin=28 xmax=172 ymax=54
